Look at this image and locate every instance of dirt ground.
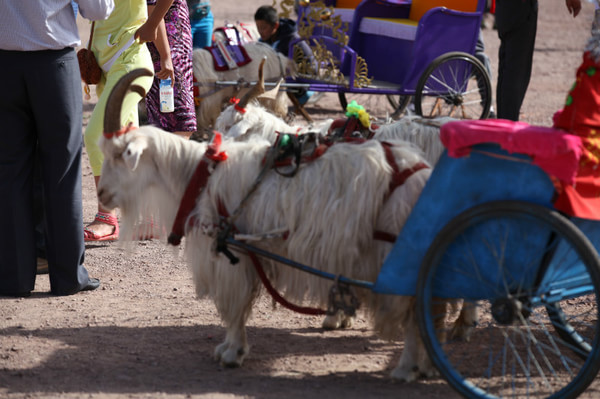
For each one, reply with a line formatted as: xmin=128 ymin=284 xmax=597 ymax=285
xmin=2 ymin=1 xmax=600 ymax=398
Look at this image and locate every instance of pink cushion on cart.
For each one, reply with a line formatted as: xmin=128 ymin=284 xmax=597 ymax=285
xmin=440 ymin=119 xmax=583 ymax=184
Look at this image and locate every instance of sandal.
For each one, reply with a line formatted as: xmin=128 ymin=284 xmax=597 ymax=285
xmin=84 ymin=212 xmax=119 ymax=242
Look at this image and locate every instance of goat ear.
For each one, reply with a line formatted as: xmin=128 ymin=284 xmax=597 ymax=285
xmin=122 ymin=137 xmax=148 ymax=171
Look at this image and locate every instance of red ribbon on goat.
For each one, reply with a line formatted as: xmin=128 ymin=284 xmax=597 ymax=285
xmin=229 ymin=97 xmax=246 ymax=114
xmin=103 ymin=122 xmax=137 ymax=139
xmin=168 ymin=132 xmax=228 ymax=245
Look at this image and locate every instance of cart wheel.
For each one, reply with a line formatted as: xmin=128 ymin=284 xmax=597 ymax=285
xmin=416 ymin=200 xmax=600 ymax=399
xmin=415 ymin=52 xmax=491 ymax=120
xmin=338 ymin=92 xmax=408 ymax=121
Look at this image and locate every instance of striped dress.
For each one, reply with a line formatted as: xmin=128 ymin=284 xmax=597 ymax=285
xmin=146 ymin=0 xmax=197 ymax=133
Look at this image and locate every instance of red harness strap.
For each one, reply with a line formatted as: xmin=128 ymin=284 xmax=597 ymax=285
xmin=380 ymin=142 xmax=429 ymax=198
xmin=168 ymin=133 xmax=227 ymax=246
xmin=217 ymin=199 xmax=327 ymax=316
xmin=375 ymin=142 xmax=429 ymax=242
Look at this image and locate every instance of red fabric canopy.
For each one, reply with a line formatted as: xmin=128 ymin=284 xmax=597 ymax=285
xmin=552 ymin=51 xmax=600 ymax=220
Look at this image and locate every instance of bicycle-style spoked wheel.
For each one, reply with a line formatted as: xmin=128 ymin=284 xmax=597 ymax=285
xmin=415 ymin=52 xmax=491 ymax=120
xmin=416 ymin=201 xmax=600 ymax=399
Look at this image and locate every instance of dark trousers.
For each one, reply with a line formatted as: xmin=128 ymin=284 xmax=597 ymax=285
xmin=495 ymin=0 xmax=538 ymax=121
xmin=0 ymin=48 xmax=89 ymax=295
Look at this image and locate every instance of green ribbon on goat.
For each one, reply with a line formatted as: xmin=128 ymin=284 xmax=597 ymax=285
xmin=345 ymin=100 xmax=371 ymax=128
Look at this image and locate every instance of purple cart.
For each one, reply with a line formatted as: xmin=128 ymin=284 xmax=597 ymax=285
xmin=290 ymin=0 xmax=491 ymax=119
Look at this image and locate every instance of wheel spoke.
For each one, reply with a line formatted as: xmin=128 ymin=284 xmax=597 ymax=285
xmin=416 ymin=53 xmax=491 ymax=120
xmin=417 ymin=201 xmax=600 ymax=398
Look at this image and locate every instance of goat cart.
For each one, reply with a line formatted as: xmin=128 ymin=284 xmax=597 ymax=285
xmin=285 ymin=0 xmax=492 ymax=120
xmin=217 ymin=120 xmax=600 ymax=399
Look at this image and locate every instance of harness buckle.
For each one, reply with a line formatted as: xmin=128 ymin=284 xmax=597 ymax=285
xmin=216 ymin=221 xmax=240 ymax=265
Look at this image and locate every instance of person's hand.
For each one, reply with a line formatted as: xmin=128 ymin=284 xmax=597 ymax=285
xmin=566 ymin=0 xmax=582 ymax=17
xmin=156 ymin=57 xmax=174 ymax=83
xmin=134 ymin=21 xmax=157 ymax=43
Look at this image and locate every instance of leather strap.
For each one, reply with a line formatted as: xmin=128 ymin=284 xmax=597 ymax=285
xmin=88 ymin=22 xmax=95 ymax=51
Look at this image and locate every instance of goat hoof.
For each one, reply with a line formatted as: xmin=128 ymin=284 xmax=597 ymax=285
xmin=216 ymin=343 xmax=248 ymax=368
xmin=419 ymin=367 xmax=439 ymax=379
xmin=340 ymin=315 xmax=354 ymax=329
xmin=322 ymin=310 xmax=353 ymax=330
xmin=322 ymin=316 xmax=341 ymax=330
xmin=214 ymin=342 xmax=228 ymax=362
xmin=390 ymin=365 xmax=420 ymax=382
xmin=450 ymin=323 xmax=474 ymax=342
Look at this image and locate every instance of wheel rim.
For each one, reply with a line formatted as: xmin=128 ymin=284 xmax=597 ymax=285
xmin=415 ymin=53 xmax=491 ymax=120
xmin=387 ymin=95 xmax=412 ymax=117
xmin=417 ymin=201 xmax=600 ymax=399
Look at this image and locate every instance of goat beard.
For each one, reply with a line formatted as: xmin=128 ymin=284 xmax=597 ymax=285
xmin=117 ymin=186 xmax=176 ymax=244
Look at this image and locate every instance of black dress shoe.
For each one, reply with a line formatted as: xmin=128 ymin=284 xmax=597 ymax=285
xmin=81 ymin=277 xmax=100 ymax=292
xmin=52 ymin=278 xmax=100 ymax=296
xmin=0 ymin=291 xmax=31 ymax=298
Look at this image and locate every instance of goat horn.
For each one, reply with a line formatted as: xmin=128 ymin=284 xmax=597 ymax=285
xmin=237 ymin=57 xmax=266 ymax=110
xmin=129 ymin=84 xmax=148 ymax=98
xmin=258 ymin=77 xmax=283 ymax=100
xmin=104 ymin=68 xmax=153 ymax=134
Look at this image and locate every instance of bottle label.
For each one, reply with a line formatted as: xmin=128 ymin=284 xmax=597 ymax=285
xmin=159 ymin=79 xmax=174 ymax=113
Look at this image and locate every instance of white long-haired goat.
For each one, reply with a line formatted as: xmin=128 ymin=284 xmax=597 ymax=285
xmin=98 ymin=69 xmax=442 ymax=382
xmin=213 ymin=59 xmax=332 ymax=142
xmin=194 ymin=42 xmax=294 ymax=132
xmin=213 ymin=61 xmax=456 ymax=331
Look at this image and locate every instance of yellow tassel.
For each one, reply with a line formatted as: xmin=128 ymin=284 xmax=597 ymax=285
xmin=83 ymin=84 xmax=91 ymax=101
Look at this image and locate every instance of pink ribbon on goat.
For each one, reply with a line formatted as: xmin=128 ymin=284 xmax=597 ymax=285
xmin=168 ymin=132 xmax=228 ymax=245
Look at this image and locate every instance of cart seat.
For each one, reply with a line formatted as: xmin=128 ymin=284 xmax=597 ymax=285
xmin=441 ymin=119 xmax=583 ymax=184
xmin=332 ymin=0 xmax=364 ymax=25
xmin=359 ymin=17 xmax=418 ymax=40
xmin=333 ymin=8 xmax=355 ymax=23
xmin=358 ymin=0 xmax=478 ymax=41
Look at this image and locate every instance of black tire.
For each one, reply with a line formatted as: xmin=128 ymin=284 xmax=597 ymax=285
xmin=415 ymin=51 xmax=491 ymax=120
xmin=387 ymin=95 xmax=412 ymax=117
xmin=416 ymin=200 xmax=600 ymax=399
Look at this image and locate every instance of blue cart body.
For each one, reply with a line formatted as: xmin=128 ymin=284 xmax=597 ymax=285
xmin=374 ymin=144 xmax=558 ymax=296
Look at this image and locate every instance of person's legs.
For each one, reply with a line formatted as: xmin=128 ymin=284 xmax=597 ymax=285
xmin=475 ymin=30 xmax=492 ymax=79
xmin=29 ymin=48 xmax=93 ymax=295
xmin=475 ymin=30 xmax=495 ymax=117
xmin=33 ymin=145 xmax=48 ymax=274
xmin=84 ymin=43 xmax=153 ymax=240
xmin=495 ymin=0 xmax=538 ymax=121
xmin=191 ymin=12 xmax=214 ymax=48
xmin=0 ymin=50 xmax=38 ymax=296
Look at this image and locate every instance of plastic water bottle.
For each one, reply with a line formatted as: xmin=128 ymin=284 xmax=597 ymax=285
xmin=159 ymin=78 xmax=174 ymax=113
